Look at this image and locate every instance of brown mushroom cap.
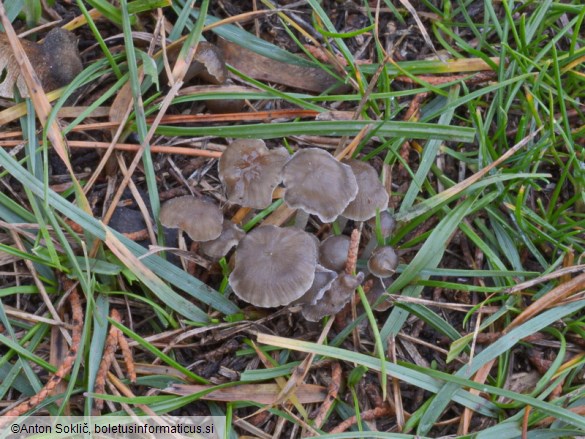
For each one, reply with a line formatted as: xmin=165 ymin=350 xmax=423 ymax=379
xmin=159 ymin=196 xmax=223 ymax=242
xmin=342 ymin=159 xmax=389 ymax=221
xmin=367 ymin=210 xmax=396 ymax=238
xmin=188 ymin=42 xmax=228 ymax=85
xmin=283 ymin=148 xmax=358 ymax=223
xmin=319 ymin=235 xmax=350 ymax=272
xmin=165 ymin=42 xmax=228 ymax=86
xmin=301 ymin=272 xmax=364 ymax=322
xmin=367 ymin=246 xmax=398 ymax=278
xmin=219 ymin=139 xmax=289 ymax=209
xmin=229 ymin=225 xmax=318 ymax=307
xmin=293 ymin=265 xmax=337 ymax=306
xmin=200 ymin=221 xmax=245 ymax=259
xmin=364 ymin=276 xmax=393 ymax=311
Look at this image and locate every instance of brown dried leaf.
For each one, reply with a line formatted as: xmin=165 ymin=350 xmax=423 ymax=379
xmin=0 ymin=28 xmax=82 ymax=98
xmin=0 ymin=9 xmax=88 ymax=209
xmin=218 ymin=38 xmax=346 ymax=93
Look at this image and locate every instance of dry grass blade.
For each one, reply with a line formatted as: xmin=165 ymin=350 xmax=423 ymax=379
xmin=164 ymin=383 xmax=327 ymax=404
xmin=7 ymin=228 xmax=63 ymax=325
xmin=103 ymin=228 xmax=209 ymax=323
xmin=398 ymin=127 xmax=543 ymax=222
xmin=0 ymin=8 xmax=69 ymax=178
xmin=506 ymin=272 xmax=585 ymax=333
xmin=0 ymin=140 xmax=222 ymax=158
xmin=0 ymin=88 xmax=63 ymax=124
xmin=397 ymin=0 xmax=439 ymax=59
xmin=458 ymin=361 xmax=493 ymax=435
xmin=0 ymin=33 xmax=27 ymax=98
xmin=246 ymin=340 xmax=308 ymax=419
xmin=504 ymin=264 xmax=585 ymax=294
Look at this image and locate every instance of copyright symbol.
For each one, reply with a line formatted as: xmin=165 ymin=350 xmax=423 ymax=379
xmin=10 ymin=423 xmax=19 ymax=434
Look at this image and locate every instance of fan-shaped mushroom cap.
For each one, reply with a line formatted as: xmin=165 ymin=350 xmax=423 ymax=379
xmin=368 ymin=210 xmax=396 ymax=238
xmin=159 ymin=196 xmax=223 ymax=242
xmin=200 ymin=221 xmax=245 ymax=259
xmin=189 ymin=42 xmax=228 ymax=85
xmin=319 ymin=235 xmax=350 ymax=272
xmin=219 ymin=139 xmax=289 ymax=209
xmin=301 ymin=272 xmax=364 ymax=322
xmin=367 ymin=246 xmax=398 ymax=278
xmin=283 ymin=148 xmax=358 ymax=223
xmin=229 ymin=225 xmax=318 ymax=307
xmin=342 ymin=159 xmax=389 ymax=221
xmin=293 ymin=265 xmax=337 ymax=306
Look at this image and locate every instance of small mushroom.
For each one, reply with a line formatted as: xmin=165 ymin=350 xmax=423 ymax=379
xmin=293 ymin=265 xmax=337 ymax=306
xmin=342 ymin=159 xmax=389 ymax=221
xmin=159 ymin=196 xmax=223 ymax=242
xmin=319 ymin=235 xmax=350 ymax=272
xmin=219 ymin=139 xmax=289 ymax=209
xmin=206 ymin=96 xmax=246 ymax=114
xmin=283 ymin=148 xmax=358 ymax=223
xmin=205 ymin=80 xmax=246 ymax=114
xmin=301 ymin=272 xmax=364 ymax=322
xmin=367 ymin=246 xmax=398 ymax=278
xmin=229 ymin=225 xmax=318 ymax=307
xmin=368 ymin=210 xmax=396 ymax=238
xmin=364 ymin=276 xmax=393 ymax=311
xmin=200 ymin=221 xmax=245 ymax=259
xmin=167 ymin=41 xmax=229 ymax=85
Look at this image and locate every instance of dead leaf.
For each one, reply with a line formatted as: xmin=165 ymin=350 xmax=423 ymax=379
xmin=0 ymin=28 xmax=82 ymax=98
xmin=218 ymin=38 xmax=347 ymax=93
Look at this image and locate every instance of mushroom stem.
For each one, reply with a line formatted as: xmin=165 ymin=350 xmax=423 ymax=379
xmin=177 ymin=230 xmax=189 ymax=272
xmin=336 ymin=217 xmax=349 ymax=232
xmin=294 ymin=210 xmax=310 ymax=230
xmin=362 ymin=234 xmax=378 ymax=261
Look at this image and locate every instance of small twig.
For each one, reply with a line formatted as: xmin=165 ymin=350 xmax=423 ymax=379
xmin=312 ymin=362 xmax=342 ymax=430
xmin=335 ymin=228 xmax=361 ymax=331
xmin=94 ymin=309 xmax=123 ymax=411
xmin=0 ymin=140 xmax=223 ymax=158
xmin=122 ymin=229 xmax=150 ymax=242
xmin=394 ymin=71 xmax=496 ymax=85
xmin=117 ymin=329 xmax=136 ymax=384
xmin=328 ymin=404 xmax=393 ymax=433
xmin=388 ymin=337 xmax=405 ymax=430
xmin=345 ymin=228 xmax=361 ymax=275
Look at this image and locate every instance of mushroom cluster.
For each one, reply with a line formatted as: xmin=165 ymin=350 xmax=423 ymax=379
xmin=219 ymin=139 xmax=288 ymax=209
xmin=363 ymin=211 xmax=399 ymax=311
xmin=218 ymin=142 xmax=390 ymax=317
xmin=160 ymin=142 xmax=393 ymax=321
xmin=159 ymin=195 xmax=244 ymax=259
xmin=218 ymin=142 xmax=389 ymax=224
xmin=282 ymin=148 xmax=358 ymax=223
